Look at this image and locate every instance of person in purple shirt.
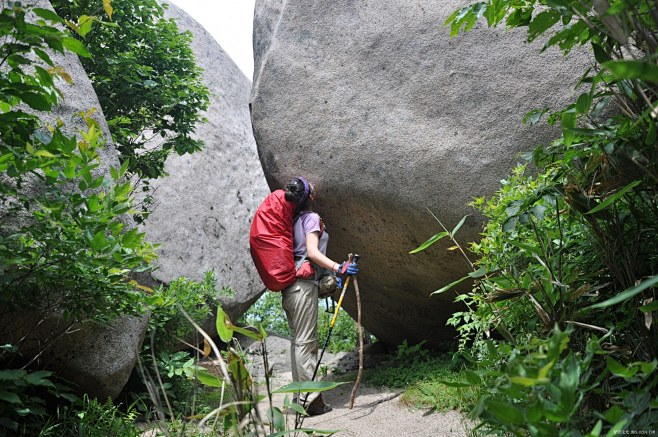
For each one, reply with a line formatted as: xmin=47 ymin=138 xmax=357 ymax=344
xmin=282 ymin=176 xmax=358 ymax=416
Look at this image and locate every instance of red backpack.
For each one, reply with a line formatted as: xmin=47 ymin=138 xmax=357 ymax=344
xmin=249 ymin=190 xmax=297 ymax=291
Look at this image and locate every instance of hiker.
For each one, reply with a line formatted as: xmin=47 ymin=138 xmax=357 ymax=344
xmin=282 ymin=176 xmax=358 ymax=416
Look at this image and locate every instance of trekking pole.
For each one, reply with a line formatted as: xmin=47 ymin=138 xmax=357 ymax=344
xmin=310 ymin=253 xmax=360 ymax=383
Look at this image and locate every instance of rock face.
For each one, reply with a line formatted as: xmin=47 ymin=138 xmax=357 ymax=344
xmin=250 ymin=0 xmax=590 ymax=347
xmin=141 ymin=3 xmax=269 ymax=320
xmin=0 ymin=0 xmax=147 ymax=400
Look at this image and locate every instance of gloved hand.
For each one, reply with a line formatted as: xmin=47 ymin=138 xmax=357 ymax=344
xmin=339 ymin=261 xmax=359 ymax=275
xmin=336 ymin=275 xmax=343 ymax=290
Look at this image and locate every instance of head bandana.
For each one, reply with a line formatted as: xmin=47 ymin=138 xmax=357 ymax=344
xmin=297 ymin=176 xmax=310 ymax=202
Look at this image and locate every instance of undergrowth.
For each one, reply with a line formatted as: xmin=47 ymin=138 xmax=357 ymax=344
xmin=361 ymin=341 xmax=479 ymax=412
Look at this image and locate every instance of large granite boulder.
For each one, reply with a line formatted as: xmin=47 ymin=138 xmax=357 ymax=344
xmin=250 ymin=0 xmax=590 ymax=347
xmin=139 ymin=3 xmax=269 ymax=322
xmin=0 ymin=0 xmax=147 ymax=400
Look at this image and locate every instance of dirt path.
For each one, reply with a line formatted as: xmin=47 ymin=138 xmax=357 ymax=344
xmin=239 ymin=334 xmax=470 ymax=437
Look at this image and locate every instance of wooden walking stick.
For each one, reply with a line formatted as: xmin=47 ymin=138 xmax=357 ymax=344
xmin=348 ymin=274 xmax=364 ymax=409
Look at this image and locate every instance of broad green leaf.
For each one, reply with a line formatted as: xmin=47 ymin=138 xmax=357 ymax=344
xmin=591 ymin=43 xmax=611 ymax=64
xmin=606 ymin=419 xmax=629 ymax=436
xmin=430 ymin=276 xmax=468 ymax=296
xmin=603 ymin=405 xmax=625 ymax=424
xmin=486 ymin=399 xmax=525 ymax=424
xmin=603 ymin=60 xmax=658 ymax=83
xmin=409 ymin=231 xmax=449 ymax=254
xmin=273 ymin=380 xmax=345 ymax=394
xmin=468 ymin=266 xmax=487 ymax=278
xmin=589 ymin=275 xmax=658 ymax=309
xmin=215 ymin=305 xmax=234 ymax=343
xmin=562 ymin=110 xmax=577 ymax=147
xmin=0 ymin=370 xmax=26 ymax=381
xmin=23 ymin=371 xmax=55 ymax=388
xmin=61 ymin=37 xmax=91 ymax=58
xmin=586 ymin=180 xmax=641 ymax=214
xmin=195 ymin=367 xmax=223 ymax=387
xmin=451 ymin=215 xmax=469 ymax=236
xmin=78 ymin=15 xmax=95 ymax=37
xmin=528 ymin=10 xmax=560 ymax=42
xmin=464 ymin=370 xmax=481 ymax=385
xmin=287 ymin=403 xmax=308 ymax=416
xmin=90 ymin=231 xmax=106 ymax=250
xmin=640 ymin=300 xmax=658 ymax=313
xmin=508 ymin=240 xmax=542 ymax=256
xmin=0 ymin=390 xmax=21 ymax=404
xmin=266 ymin=407 xmax=285 ymax=432
xmin=606 ymin=356 xmax=636 ymax=378
xmin=544 ymin=0 xmax=570 ymax=14
xmin=523 ymin=108 xmax=548 ymax=125
xmin=32 ymin=8 xmax=63 ymax=23
xmin=20 ymin=93 xmax=51 ymax=111
xmin=575 ymin=92 xmax=592 ymax=114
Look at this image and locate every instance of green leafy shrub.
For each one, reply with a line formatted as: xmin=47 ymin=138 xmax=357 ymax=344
xmin=51 ymin=0 xmax=210 ymax=184
xmin=193 ymin=304 xmax=343 ymax=435
xmin=145 ymin=271 xmax=224 ymax=352
xmin=0 ymin=1 xmax=155 ymax=324
xmin=362 ymin=341 xmax=478 ymax=412
xmin=0 ymin=368 xmax=76 ymax=435
xmin=125 ymin=272 xmax=231 ymax=418
xmin=412 ymin=0 xmax=658 ymax=433
xmin=41 ymin=395 xmax=139 ymax=437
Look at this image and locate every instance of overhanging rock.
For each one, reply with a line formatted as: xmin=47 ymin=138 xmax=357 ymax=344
xmin=250 ymin=0 xmax=590 ymax=347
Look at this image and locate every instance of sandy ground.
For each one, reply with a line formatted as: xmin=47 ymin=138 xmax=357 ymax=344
xmin=236 ymin=334 xmax=471 ymax=437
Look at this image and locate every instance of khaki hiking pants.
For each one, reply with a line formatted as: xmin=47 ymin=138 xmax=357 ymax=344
xmin=282 ymin=279 xmax=320 ymax=403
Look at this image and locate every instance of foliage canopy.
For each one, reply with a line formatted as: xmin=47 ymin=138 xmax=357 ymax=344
xmin=52 ymin=0 xmax=210 ymax=183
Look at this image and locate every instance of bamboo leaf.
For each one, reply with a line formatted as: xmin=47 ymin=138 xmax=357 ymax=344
xmin=273 ymin=380 xmax=345 ymax=394
xmin=430 ymin=276 xmax=468 ymax=296
xmin=409 ymin=231 xmax=449 ymax=254
xmin=589 ymin=275 xmax=658 ymax=309
xmin=451 ymin=215 xmax=469 ymax=236
xmin=586 ymin=180 xmax=641 ymax=215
